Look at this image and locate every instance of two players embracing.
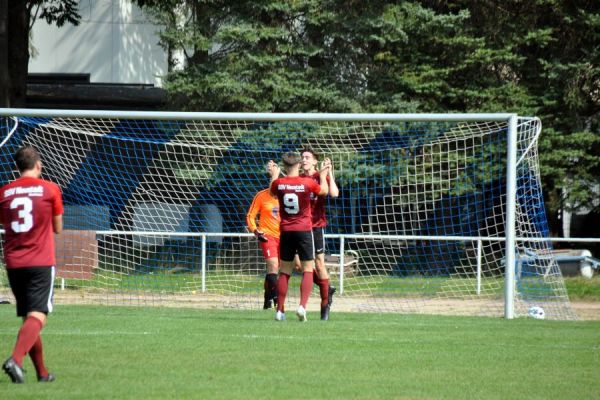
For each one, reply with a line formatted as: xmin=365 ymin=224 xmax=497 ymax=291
xmin=267 ymin=148 xmax=338 ymax=321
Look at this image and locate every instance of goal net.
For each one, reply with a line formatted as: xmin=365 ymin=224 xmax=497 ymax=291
xmin=0 ymin=110 xmax=577 ymax=320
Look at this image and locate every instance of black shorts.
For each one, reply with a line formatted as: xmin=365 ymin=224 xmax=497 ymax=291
xmin=280 ymin=231 xmax=314 ymax=262
xmin=7 ymin=267 xmax=55 ymax=317
xmin=313 ymin=227 xmax=326 ymax=255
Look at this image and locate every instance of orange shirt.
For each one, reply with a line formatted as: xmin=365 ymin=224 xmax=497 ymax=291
xmin=246 ymin=189 xmax=280 ymax=238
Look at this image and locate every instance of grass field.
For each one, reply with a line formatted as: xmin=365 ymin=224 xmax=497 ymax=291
xmin=60 ymin=272 xmax=600 ymax=298
xmin=0 ymin=305 xmax=598 ymax=400
xmin=564 ymin=276 xmax=600 ymax=300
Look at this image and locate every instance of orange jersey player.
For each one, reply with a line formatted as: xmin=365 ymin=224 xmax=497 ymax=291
xmin=246 ymin=189 xmax=280 ymax=240
xmin=246 ymin=188 xmax=281 ymax=309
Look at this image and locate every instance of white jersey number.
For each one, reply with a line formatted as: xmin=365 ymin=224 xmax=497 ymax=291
xmin=10 ymin=197 xmax=34 ymax=233
xmin=283 ymin=193 xmax=299 ymax=215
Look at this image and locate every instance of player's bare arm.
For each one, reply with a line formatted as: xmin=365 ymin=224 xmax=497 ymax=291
xmin=325 ymin=157 xmax=340 ymax=198
xmin=318 ymin=160 xmax=330 ymax=196
xmin=53 ymin=215 xmax=63 ymax=234
xmin=267 ymin=160 xmax=281 ymax=196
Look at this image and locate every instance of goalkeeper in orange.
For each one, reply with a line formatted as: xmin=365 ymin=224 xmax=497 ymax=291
xmin=246 ymin=185 xmax=282 ymax=309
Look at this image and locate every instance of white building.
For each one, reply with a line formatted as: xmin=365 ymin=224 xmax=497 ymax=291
xmin=29 ymin=0 xmax=167 ymax=86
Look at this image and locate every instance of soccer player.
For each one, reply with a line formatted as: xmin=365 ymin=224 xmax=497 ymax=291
xmin=301 ymin=147 xmax=339 ymax=320
xmin=1 ymin=146 xmax=64 ymax=384
xmin=269 ymin=152 xmax=329 ymax=322
xmin=246 ymin=186 xmax=281 ymax=309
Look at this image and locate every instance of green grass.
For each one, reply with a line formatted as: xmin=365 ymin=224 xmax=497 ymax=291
xmin=564 ymin=275 xmax=600 ymax=300
xmin=61 ymin=272 xmax=600 ymax=300
xmin=1 ymin=305 xmax=598 ymax=399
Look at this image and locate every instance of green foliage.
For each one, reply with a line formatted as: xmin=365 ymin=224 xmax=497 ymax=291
xmin=34 ymin=0 xmax=81 ymax=27
xmin=135 ymin=0 xmax=600 ymax=226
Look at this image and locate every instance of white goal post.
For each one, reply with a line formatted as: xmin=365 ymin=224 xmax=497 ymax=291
xmin=0 ymin=108 xmax=577 ymax=320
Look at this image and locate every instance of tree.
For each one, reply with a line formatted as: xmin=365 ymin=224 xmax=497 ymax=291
xmin=137 ymin=0 xmax=599 ymax=234
xmin=428 ymin=0 xmax=600 ymax=234
xmin=0 ymin=0 xmax=80 ymax=107
xmin=158 ymin=0 xmax=361 ymax=112
xmin=137 ymin=1 xmax=474 ymax=112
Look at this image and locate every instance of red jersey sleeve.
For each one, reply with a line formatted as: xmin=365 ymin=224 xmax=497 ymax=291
xmin=309 ymin=179 xmax=321 ymax=195
xmin=50 ymin=182 xmax=64 ymax=216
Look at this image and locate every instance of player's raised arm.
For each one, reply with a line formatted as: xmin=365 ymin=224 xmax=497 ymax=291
xmin=323 ymin=157 xmax=339 ymax=198
xmin=267 ymin=160 xmax=281 ymax=196
xmin=317 ymin=159 xmax=330 ymax=196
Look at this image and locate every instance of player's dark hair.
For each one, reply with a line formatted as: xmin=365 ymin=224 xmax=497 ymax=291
xmin=300 ymin=146 xmax=319 ymax=161
xmin=14 ymin=145 xmax=41 ymax=172
xmin=282 ymin=151 xmax=301 ymax=167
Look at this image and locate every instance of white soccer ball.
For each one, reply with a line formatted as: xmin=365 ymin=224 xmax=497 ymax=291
xmin=528 ymin=306 xmax=545 ymax=320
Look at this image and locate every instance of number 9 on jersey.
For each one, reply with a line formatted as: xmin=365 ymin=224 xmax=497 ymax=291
xmin=283 ymin=193 xmax=299 ymax=215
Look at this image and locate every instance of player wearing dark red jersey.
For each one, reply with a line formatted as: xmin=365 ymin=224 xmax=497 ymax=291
xmin=1 ymin=146 xmax=63 ymax=384
xmin=301 ymin=147 xmax=339 ymax=320
xmin=268 ymin=153 xmax=329 ymax=322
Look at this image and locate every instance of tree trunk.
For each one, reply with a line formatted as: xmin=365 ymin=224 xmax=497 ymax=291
xmin=188 ymin=1 xmax=209 ymax=66
xmin=0 ymin=0 xmax=9 ymax=107
xmin=7 ymin=1 xmax=30 ymax=107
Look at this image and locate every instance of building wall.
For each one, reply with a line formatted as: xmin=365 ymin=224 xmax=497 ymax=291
xmin=28 ymin=0 xmax=167 ymax=86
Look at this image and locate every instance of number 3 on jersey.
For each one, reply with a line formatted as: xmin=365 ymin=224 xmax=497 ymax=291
xmin=283 ymin=193 xmax=299 ymax=214
xmin=10 ymin=197 xmax=33 ymax=233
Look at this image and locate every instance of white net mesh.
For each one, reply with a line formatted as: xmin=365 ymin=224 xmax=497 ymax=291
xmin=0 ymin=113 xmax=577 ymax=319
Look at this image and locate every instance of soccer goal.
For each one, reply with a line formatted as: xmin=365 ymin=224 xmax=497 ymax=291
xmin=0 ymin=109 xmax=577 ymax=320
